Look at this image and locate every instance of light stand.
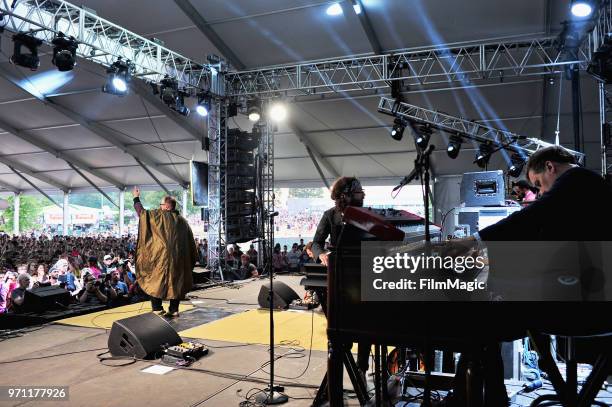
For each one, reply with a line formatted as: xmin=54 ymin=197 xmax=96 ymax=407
xmin=255 ymin=211 xmax=288 ymax=405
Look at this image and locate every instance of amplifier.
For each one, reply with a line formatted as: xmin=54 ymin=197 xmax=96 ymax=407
xmin=460 ymin=170 xmax=505 ymax=207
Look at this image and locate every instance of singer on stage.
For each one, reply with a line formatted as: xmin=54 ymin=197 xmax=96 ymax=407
xmin=132 ymin=187 xmax=197 ymax=318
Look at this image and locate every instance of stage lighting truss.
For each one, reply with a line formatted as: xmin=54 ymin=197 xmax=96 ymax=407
xmin=102 ymin=57 xmax=134 ymax=96
xmin=11 ymin=32 xmax=42 ymax=70
xmin=378 ymin=96 xmax=585 ymax=165
xmin=51 ymin=32 xmax=78 ymax=71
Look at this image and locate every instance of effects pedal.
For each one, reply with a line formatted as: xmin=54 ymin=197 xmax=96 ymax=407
xmin=164 ymin=341 xmax=209 ymax=361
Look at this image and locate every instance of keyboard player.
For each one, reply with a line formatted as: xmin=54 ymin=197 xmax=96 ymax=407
xmin=311 ymin=176 xmax=370 ymax=377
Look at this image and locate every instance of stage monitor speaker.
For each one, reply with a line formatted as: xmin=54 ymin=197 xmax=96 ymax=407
xmin=190 ymin=160 xmax=208 ymax=207
xmin=108 ymin=313 xmax=182 ymax=359
xmin=258 ymin=282 xmax=300 ymax=310
xmin=24 ymin=286 xmax=71 ymax=312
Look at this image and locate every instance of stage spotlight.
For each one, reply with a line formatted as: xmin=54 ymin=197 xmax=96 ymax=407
xmin=571 ymin=1 xmax=593 ymax=17
xmin=475 ymin=144 xmax=493 ymax=168
xmin=196 ymin=92 xmax=211 ymax=117
xmin=414 ymin=125 xmax=432 ymax=149
xmin=102 ymin=57 xmax=133 ymax=96
xmin=326 ymin=3 xmax=343 ymax=16
xmin=390 ymin=117 xmax=405 ymax=141
xmin=11 ymin=33 xmax=42 ymax=71
xmin=51 ymin=33 xmax=78 ymax=72
xmin=508 ymin=154 xmax=525 ymax=177
xmin=270 ymin=103 xmax=287 ymax=122
xmin=247 ymin=98 xmax=261 ymax=122
xmin=175 ymin=91 xmax=190 ymax=116
xmin=447 ymin=135 xmax=462 ymax=159
xmin=160 ymin=75 xmax=178 ymax=106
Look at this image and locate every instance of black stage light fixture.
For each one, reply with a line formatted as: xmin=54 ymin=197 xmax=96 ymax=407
xmin=247 ymin=98 xmax=261 ymax=122
xmin=390 ymin=117 xmax=406 ymax=141
xmin=475 ymin=143 xmax=493 ymax=168
xmin=446 ymin=134 xmax=462 ymax=159
xmin=51 ymin=32 xmax=78 ymax=72
xmin=414 ymin=124 xmax=432 ymax=149
xmin=102 ymin=57 xmax=133 ymax=96
xmin=159 ymin=75 xmax=178 ymax=106
xmin=508 ymin=154 xmax=525 ymax=178
xmin=175 ymin=90 xmax=190 ymax=116
xmin=11 ymin=33 xmax=42 ymax=70
xmin=196 ymin=92 xmax=211 ymax=117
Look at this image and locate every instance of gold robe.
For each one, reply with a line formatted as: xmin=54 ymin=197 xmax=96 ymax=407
xmin=136 ymin=209 xmax=197 ymax=299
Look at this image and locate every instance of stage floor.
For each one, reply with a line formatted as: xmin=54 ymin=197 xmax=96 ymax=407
xmin=1 ymin=275 xmax=610 ymax=407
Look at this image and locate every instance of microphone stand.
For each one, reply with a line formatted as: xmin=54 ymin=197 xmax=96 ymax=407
xmin=393 ymin=124 xmax=436 ymax=407
xmin=255 ymin=211 xmax=288 ymax=405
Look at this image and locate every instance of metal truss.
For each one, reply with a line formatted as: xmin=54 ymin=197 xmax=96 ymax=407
xmin=591 ymin=0 xmax=612 ymax=53
xmin=206 ymin=97 xmax=227 ymax=279
xmin=598 ymin=83 xmax=612 ymax=176
xmin=225 ymin=36 xmax=590 ymax=98
xmin=378 ymin=97 xmax=585 ymax=163
xmin=255 ymin=119 xmax=274 ymax=272
xmin=0 ymin=0 xmax=209 ymax=89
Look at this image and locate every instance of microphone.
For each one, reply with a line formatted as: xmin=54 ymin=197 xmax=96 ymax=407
xmin=268 ymin=211 xmax=279 ymax=217
xmin=393 ymin=145 xmax=435 ymax=191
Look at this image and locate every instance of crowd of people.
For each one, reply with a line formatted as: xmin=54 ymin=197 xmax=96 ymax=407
xmin=0 ymin=233 xmax=210 ymax=314
xmin=274 ymin=209 xmax=322 ymax=238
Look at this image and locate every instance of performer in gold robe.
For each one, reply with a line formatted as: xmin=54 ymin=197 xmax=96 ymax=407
xmin=132 ymin=187 xmax=197 ymax=318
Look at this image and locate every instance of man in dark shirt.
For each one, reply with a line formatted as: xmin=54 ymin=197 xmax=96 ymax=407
xmin=9 ymin=273 xmax=30 ymax=313
xmin=311 ymin=176 xmax=370 ymax=376
xmin=312 ymin=177 xmax=365 ymax=266
xmin=446 ymin=146 xmax=612 ymax=405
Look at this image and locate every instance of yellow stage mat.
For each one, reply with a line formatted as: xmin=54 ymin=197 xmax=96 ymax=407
xmin=55 ymin=302 xmax=194 ymax=329
xmin=180 ymin=309 xmax=330 ymax=351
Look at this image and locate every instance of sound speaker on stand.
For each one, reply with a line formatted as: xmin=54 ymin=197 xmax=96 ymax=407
xmin=257 ymin=281 xmax=300 ymax=309
xmin=108 ymin=313 xmax=182 ymax=359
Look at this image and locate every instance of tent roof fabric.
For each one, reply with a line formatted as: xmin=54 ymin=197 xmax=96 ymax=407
xmin=0 ymin=0 xmax=601 ymax=195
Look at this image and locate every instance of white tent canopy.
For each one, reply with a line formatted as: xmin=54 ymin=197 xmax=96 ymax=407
xmin=0 ymin=0 xmax=601 ymax=197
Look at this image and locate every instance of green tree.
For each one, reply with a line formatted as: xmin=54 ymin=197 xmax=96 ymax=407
xmin=0 ymin=195 xmax=47 ymax=233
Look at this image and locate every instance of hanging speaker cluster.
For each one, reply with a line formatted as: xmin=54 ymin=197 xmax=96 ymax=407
xmin=225 ymin=129 xmax=260 ymax=243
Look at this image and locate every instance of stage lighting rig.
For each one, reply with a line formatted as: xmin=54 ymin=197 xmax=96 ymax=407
xmin=414 ymin=124 xmax=432 ymax=149
xmin=508 ymin=154 xmax=525 ymax=177
xmin=571 ymin=0 xmax=593 ymax=18
xmin=475 ymin=143 xmax=493 ymax=168
xmin=51 ymin=33 xmax=78 ymax=72
xmin=11 ymin=33 xmax=42 ymax=71
xmin=247 ymin=98 xmax=261 ymax=122
xmin=160 ymin=75 xmax=179 ymax=105
xmin=390 ymin=117 xmax=406 ymax=141
xmin=102 ymin=57 xmax=133 ymax=96
xmin=196 ymin=92 xmax=211 ymax=117
xmin=175 ymin=90 xmax=190 ymax=116
xmin=446 ymin=134 xmax=462 ymax=159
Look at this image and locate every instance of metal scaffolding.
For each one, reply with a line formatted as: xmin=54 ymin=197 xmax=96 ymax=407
xmin=377 ymin=96 xmax=585 ymax=163
xmin=225 ymin=36 xmax=590 ymax=98
xmin=206 ymin=96 xmax=226 ymax=278
xmin=0 ymin=0 xmax=210 ymax=89
xmin=255 ymin=117 xmax=275 ymax=272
